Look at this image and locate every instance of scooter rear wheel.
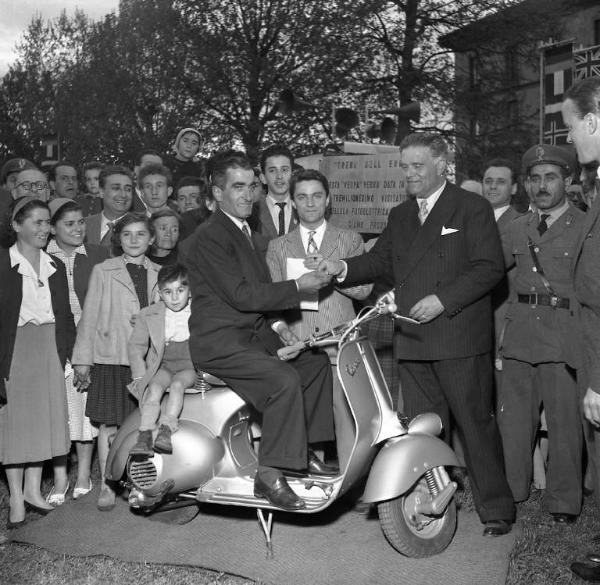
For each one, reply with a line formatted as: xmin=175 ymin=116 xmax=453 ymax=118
xmin=378 ymin=475 xmax=457 ymax=557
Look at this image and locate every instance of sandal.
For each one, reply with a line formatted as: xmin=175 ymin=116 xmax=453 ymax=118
xmin=45 ymin=482 xmax=70 ymax=507
xmin=73 ymin=478 xmax=93 ymax=500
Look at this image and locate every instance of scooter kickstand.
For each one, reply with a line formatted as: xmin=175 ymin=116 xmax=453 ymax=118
xmin=256 ymin=508 xmax=274 ymax=559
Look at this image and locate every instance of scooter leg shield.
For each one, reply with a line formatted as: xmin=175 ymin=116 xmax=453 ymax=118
xmin=362 ymin=434 xmax=460 ymax=503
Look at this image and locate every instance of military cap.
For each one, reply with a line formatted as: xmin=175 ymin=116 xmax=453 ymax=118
xmin=0 ymin=158 xmax=36 ymax=185
xmin=522 ymin=144 xmax=576 ymax=175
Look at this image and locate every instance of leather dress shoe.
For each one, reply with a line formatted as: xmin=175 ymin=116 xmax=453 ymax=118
xmin=254 ymin=473 xmax=306 ymax=510
xmin=483 ymin=520 xmax=512 ymax=537
xmin=552 ymin=512 xmax=577 ymax=525
xmin=307 ymin=449 xmax=339 ymax=476
xmin=587 ymin=553 xmax=600 ymax=564
xmin=571 ymin=561 xmax=600 ymax=582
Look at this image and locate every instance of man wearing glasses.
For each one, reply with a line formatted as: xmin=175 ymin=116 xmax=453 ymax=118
xmin=11 ymin=168 xmax=51 ymax=202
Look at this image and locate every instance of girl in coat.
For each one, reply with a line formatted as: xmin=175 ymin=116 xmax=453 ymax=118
xmin=72 ymin=212 xmax=159 ymax=511
xmin=0 ymin=197 xmax=75 ymax=527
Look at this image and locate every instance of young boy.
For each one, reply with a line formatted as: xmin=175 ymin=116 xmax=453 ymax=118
xmin=128 ymin=264 xmax=196 ymax=455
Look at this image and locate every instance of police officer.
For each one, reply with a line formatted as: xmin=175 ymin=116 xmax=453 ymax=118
xmin=498 ymin=144 xmax=584 ymax=523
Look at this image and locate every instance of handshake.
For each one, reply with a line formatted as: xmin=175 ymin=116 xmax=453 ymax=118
xmin=296 ymin=256 xmax=345 ymax=295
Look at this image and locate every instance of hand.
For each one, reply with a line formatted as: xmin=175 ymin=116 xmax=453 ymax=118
xmin=276 ymin=326 xmax=302 ymax=360
xmin=583 ymin=387 xmax=600 ymax=427
xmin=73 ymin=365 xmax=91 ymax=391
xmin=304 ymin=254 xmax=323 ymax=271
xmin=409 ymin=295 xmax=445 ymax=323
xmin=297 ymin=270 xmax=331 ymax=294
xmin=317 ymin=259 xmax=344 ymax=277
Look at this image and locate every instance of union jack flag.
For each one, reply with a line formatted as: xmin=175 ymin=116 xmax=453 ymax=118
xmin=574 ymin=45 xmax=600 ymax=80
xmin=544 ymin=115 xmax=570 ymax=145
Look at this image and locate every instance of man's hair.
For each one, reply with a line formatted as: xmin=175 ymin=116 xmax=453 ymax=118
xmin=150 ymin=207 xmax=182 ymax=224
xmin=175 ymin=175 xmax=207 ymax=194
xmin=138 ymin=163 xmax=173 ymax=187
xmin=49 ymin=160 xmax=78 ymax=182
xmin=157 ymin=263 xmax=189 ymax=289
xmin=290 ymin=169 xmax=329 ymax=199
xmin=208 ymin=150 xmax=253 ymax=189
xmin=83 ymin=161 xmax=105 ymax=174
xmin=99 ymin=165 xmax=134 ymax=188
xmin=134 ymin=148 xmax=163 ymax=167
xmin=483 ymin=158 xmax=516 ymax=184
xmin=400 ymin=133 xmax=449 ymax=158
xmin=259 ymin=144 xmax=294 ymax=172
xmin=564 ymin=77 xmax=600 ymax=118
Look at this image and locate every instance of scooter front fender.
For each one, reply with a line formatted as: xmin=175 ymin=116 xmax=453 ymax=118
xmin=362 ymin=434 xmax=460 ymax=503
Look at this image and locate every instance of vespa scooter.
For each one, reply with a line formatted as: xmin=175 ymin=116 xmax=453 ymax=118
xmin=105 ymin=292 xmax=460 ymax=558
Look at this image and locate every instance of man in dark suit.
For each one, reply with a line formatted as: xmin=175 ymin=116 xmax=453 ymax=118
xmin=257 ymin=144 xmax=298 ymax=240
xmin=562 ymin=77 xmax=600 ymax=582
xmin=178 ymin=151 xmax=335 ymax=511
xmin=320 ymin=132 xmax=515 ymax=536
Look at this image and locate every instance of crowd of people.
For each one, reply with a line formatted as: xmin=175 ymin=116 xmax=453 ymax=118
xmin=2 ymin=77 xmax=600 ymax=573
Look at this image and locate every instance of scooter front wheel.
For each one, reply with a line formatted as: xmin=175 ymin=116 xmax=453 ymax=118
xmin=378 ymin=475 xmax=457 ymax=557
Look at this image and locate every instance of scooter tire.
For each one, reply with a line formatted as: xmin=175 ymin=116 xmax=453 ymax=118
xmin=377 ymin=476 xmax=457 ymax=558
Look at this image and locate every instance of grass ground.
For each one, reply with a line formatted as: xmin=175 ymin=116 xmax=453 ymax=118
xmin=0 ymin=459 xmax=597 ymax=585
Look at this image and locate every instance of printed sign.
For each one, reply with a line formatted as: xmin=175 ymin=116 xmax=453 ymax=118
xmin=320 ymin=154 xmax=406 ymax=233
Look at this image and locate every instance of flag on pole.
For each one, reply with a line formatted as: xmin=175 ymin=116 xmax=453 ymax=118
xmin=574 ymin=44 xmax=600 ymax=80
xmin=543 ymin=42 xmax=573 ymax=145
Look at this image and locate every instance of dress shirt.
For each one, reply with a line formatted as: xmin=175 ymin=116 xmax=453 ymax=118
xmin=538 ymin=199 xmax=569 ymax=229
xmin=494 ymin=204 xmax=511 ymax=222
xmin=266 ymin=194 xmax=292 ymax=233
xmin=100 ymin=213 xmax=126 ymax=241
xmin=299 ymin=221 xmax=327 ymax=255
xmin=164 ymin=302 xmax=192 ymax=343
xmin=221 ymin=210 xmax=252 ymax=234
xmin=9 ymin=244 xmax=56 ymax=326
xmin=416 ymin=180 xmax=446 ymax=211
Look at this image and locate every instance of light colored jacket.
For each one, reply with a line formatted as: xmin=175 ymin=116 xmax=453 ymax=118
xmin=72 ymin=256 xmax=160 ymax=366
xmin=127 ymin=301 xmax=167 ymax=401
xmin=266 ymin=223 xmax=372 ymax=344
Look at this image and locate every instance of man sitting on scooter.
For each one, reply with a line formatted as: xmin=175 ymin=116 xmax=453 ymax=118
xmin=178 ymin=150 xmax=337 ymax=511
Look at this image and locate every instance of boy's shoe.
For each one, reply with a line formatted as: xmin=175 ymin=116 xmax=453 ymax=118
xmin=129 ymin=430 xmax=153 ymax=457
xmin=153 ymin=425 xmax=173 ymax=454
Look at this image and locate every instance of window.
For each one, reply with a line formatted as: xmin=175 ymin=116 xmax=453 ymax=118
xmin=595 ymin=19 xmax=600 ymax=47
xmin=504 ymin=49 xmax=519 ymax=86
xmin=469 ymin=54 xmax=481 ymax=89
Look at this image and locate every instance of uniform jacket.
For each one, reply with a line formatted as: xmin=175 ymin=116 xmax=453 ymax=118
xmin=178 ymin=209 xmax=300 ymax=364
xmin=344 ymin=183 xmax=504 ymax=361
xmin=256 ymin=197 xmax=298 ymax=241
xmin=501 ymin=205 xmax=585 ymax=366
xmin=0 ymin=248 xmax=75 ymax=401
xmin=72 ymin=256 xmax=160 ymax=366
xmin=573 ymin=193 xmax=600 ymax=390
xmin=266 ymin=223 xmax=372 ymax=341
xmin=127 ymin=301 xmax=167 ymax=401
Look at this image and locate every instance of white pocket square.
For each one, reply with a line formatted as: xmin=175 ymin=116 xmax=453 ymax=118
xmin=441 ymin=226 xmax=459 ymax=235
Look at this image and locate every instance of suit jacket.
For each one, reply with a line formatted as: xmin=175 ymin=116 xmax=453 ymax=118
xmin=85 ymin=213 xmax=105 ymax=247
xmin=0 ymin=248 xmax=76 ymax=401
xmin=501 ymin=205 xmax=585 ymax=366
xmin=573 ymin=193 xmax=600 ymax=390
xmin=345 ymin=183 xmax=504 ymax=361
xmin=178 ymin=209 xmax=300 ymax=364
xmin=266 ymin=223 xmax=372 ymax=342
xmin=72 ymin=256 xmax=160 ymax=366
xmin=127 ymin=301 xmax=167 ymax=401
xmin=256 ymin=197 xmax=298 ymax=241
xmin=493 ymin=206 xmax=526 ymax=347
xmin=73 ymin=244 xmax=111 ymax=308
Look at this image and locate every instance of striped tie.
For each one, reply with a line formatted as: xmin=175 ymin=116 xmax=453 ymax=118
xmin=418 ymin=199 xmax=429 ymax=225
xmin=242 ymin=222 xmax=254 ymax=248
xmin=307 ymin=231 xmax=318 ymax=255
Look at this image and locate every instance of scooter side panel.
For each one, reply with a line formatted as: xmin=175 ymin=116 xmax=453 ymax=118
xmin=361 ymin=434 xmax=460 ymax=503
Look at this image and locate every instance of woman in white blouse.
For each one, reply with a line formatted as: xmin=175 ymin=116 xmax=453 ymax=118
xmin=0 ymin=197 xmax=75 ymax=528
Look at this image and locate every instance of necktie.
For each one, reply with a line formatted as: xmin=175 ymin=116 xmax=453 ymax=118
xmin=101 ymin=221 xmax=114 ymax=245
xmin=242 ymin=222 xmax=254 ymax=248
xmin=276 ymin=202 xmax=286 ymax=236
xmin=307 ymin=230 xmax=318 ymax=255
xmin=537 ymin=213 xmax=550 ymax=236
xmin=418 ymin=199 xmax=429 ymax=225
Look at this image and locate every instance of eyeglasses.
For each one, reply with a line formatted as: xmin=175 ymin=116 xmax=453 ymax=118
xmin=16 ymin=181 xmax=49 ymax=192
